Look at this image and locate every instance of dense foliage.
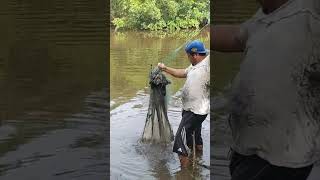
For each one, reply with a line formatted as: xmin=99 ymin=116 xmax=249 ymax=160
xmin=111 ymin=0 xmax=209 ymax=31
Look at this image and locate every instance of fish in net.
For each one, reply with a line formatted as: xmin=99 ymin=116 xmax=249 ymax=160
xmin=142 ymin=67 xmax=174 ymax=143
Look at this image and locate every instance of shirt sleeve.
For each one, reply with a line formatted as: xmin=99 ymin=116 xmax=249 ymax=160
xmin=236 ymin=8 xmax=262 ymax=48
xmin=236 ymin=19 xmax=250 ymax=48
xmin=184 ymin=64 xmax=192 ymax=75
xmin=205 ymin=57 xmax=210 ymax=87
xmin=302 ymin=0 xmax=320 ymax=13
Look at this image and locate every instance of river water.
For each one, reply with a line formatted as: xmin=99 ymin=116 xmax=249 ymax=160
xmin=0 ymin=1 xmax=107 ymax=179
xmin=1 ymin=1 xmax=318 ymax=179
xmin=110 ymin=30 xmax=210 ymax=179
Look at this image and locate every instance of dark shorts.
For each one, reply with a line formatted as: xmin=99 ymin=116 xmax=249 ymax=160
xmin=172 ymin=110 xmax=207 ymax=156
xmin=229 ymin=150 xmax=313 ymax=180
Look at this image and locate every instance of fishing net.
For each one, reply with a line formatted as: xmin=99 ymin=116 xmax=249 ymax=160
xmin=142 ymin=67 xmax=174 ymax=143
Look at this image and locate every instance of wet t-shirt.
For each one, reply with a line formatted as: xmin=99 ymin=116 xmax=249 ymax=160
xmin=181 ymin=55 xmax=210 ymax=115
xmin=229 ymin=0 xmax=320 ymax=167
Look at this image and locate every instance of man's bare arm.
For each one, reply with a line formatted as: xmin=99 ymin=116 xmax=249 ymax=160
xmin=211 ymin=25 xmax=245 ymax=52
xmin=158 ymin=63 xmax=186 ymax=78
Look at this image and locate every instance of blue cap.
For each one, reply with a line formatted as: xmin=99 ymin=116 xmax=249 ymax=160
xmin=185 ymin=40 xmax=207 ymax=54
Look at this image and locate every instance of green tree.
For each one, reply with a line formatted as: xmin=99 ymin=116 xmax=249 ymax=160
xmin=111 ymin=0 xmax=209 ymax=31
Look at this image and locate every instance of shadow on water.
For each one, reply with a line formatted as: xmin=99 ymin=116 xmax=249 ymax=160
xmin=0 ymin=0 xmax=107 ymax=179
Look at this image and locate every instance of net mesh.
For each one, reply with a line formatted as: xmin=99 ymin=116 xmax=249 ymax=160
xmin=142 ymin=67 xmax=174 ymax=143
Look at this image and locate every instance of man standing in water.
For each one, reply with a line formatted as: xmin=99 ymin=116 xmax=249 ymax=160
xmin=212 ymin=0 xmax=319 ymax=179
xmin=158 ymin=40 xmax=210 ymax=168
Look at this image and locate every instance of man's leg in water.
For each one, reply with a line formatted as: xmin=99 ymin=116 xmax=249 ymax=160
xmin=186 ymin=114 xmax=206 ymax=151
xmin=229 ymin=150 xmax=313 ymax=180
xmin=194 ymin=122 xmax=204 ymax=152
xmin=173 ymin=111 xmax=191 ymax=156
xmin=173 ymin=110 xmax=207 ymax=167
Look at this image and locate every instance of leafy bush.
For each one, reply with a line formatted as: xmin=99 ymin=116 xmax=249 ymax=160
xmin=110 ymin=0 xmax=209 ymax=31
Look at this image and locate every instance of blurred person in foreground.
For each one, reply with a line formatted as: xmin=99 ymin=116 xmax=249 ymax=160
xmin=212 ymin=0 xmax=320 ymax=179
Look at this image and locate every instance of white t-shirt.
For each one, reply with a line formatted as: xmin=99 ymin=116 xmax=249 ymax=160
xmin=181 ymin=55 xmax=210 ymax=115
xmin=229 ymin=0 xmax=320 ymax=168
